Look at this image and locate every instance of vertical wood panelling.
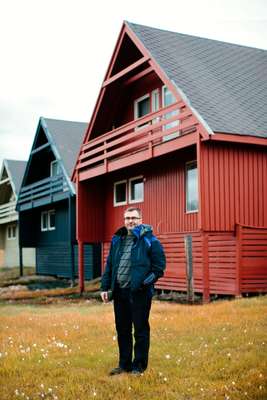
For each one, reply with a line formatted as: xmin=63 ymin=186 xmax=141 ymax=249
xmin=77 ymin=180 xmax=104 ymax=242
xmin=202 ymin=142 xmax=267 ymax=231
xmin=102 ymin=150 xmax=198 ymax=240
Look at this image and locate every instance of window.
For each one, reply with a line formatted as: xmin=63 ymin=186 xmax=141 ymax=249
xmin=162 ymin=86 xmax=180 ymax=141
xmin=134 ymin=94 xmax=150 ymax=129
xmin=7 ymin=224 xmax=16 ymax=239
xmin=129 ymin=176 xmax=144 ymax=203
xmin=41 ymin=210 xmax=56 ymax=231
xmin=186 ymin=162 xmax=198 ymax=213
xmin=50 ymin=160 xmax=61 ymax=177
xmin=114 ymin=177 xmax=144 ymax=206
xmin=114 ymin=180 xmax=127 ymax=206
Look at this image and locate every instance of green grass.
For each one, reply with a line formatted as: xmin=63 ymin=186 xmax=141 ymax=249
xmin=0 ymin=296 xmax=266 ymax=400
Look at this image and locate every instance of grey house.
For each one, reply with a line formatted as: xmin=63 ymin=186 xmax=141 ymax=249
xmin=0 ymin=159 xmax=35 ymax=267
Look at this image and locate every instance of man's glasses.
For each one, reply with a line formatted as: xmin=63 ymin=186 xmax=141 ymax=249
xmin=124 ymin=217 xmax=141 ymax=221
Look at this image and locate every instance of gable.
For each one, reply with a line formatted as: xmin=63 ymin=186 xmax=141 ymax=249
xmin=23 ymin=122 xmax=58 ymax=187
xmin=0 ymin=164 xmax=13 ymax=204
xmin=0 ymin=160 xmax=26 ymax=204
xmin=84 ymin=22 xmax=209 ymax=145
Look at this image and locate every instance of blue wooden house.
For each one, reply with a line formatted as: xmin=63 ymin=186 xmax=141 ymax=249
xmin=16 ymin=117 xmax=101 ymax=280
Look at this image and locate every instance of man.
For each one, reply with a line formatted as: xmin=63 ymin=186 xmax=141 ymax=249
xmin=101 ymin=207 xmax=166 ymax=376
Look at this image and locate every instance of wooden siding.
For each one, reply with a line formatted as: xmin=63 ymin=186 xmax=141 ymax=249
xmin=201 ymin=141 xmax=267 ymax=231
xmin=101 ymin=150 xmax=198 ymax=240
xmin=0 ymin=201 xmax=17 ymax=224
xmin=238 ymin=225 xmax=267 ymax=293
xmin=102 ymin=227 xmax=267 ymax=296
xmin=36 ymin=243 xmax=96 ymax=280
xmin=155 ymin=232 xmax=203 ymax=292
xmin=76 ymin=180 xmax=105 ymax=242
xmin=207 ymin=233 xmax=236 ymax=295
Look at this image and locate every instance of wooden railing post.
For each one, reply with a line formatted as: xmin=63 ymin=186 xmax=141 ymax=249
xmin=184 ymin=235 xmax=194 ymax=303
xmin=104 ymin=140 xmax=108 ymax=172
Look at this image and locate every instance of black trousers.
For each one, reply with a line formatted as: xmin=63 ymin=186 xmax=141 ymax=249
xmin=113 ymin=287 xmax=152 ymax=371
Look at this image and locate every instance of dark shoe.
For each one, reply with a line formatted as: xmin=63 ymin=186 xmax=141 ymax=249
xmin=131 ymin=368 xmax=144 ymax=376
xmin=109 ymin=367 xmax=129 ymax=376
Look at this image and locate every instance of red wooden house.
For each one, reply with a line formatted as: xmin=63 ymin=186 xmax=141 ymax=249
xmin=73 ymin=22 xmax=267 ymax=300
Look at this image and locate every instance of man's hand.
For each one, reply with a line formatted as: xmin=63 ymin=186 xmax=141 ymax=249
xmin=101 ymin=291 xmax=109 ymax=303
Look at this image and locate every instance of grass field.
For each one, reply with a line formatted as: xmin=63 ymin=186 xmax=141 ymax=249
xmin=0 ymin=295 xmax=266 ymax=400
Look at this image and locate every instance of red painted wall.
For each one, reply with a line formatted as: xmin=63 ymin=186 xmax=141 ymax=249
xmin=200 ymin=141 xmax=267 ymax=231
xmin=103 ymin=147 xmax=198 ymax=241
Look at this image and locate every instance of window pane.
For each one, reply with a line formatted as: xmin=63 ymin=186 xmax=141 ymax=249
xmin=51 ymin=161 xmax=60 ymax=177
xmin=12 ymin=226 xmax=16 ymax=238
xmin=41 ymin=212 xmax=48 ymax=230
xmin=186 ymin=163 xmax=198 ymax=212
xmin=130 ymin=178 xmax=144 ymax=202
xmin=163 ymin=87 xmax=179 ymax=140
xmin=137 ymin=97 xmax=150 ymax=118
xmin=49 ymin=211 xmax=56 ymax=229
xmin=152 ymin=90 xmax=159 ymax=112
xmin=115 ymin=182 xmax=126 ymax=204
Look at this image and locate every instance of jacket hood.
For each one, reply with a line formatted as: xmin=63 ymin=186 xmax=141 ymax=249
xmin=115 ymin=224 xmax=153 ymax=238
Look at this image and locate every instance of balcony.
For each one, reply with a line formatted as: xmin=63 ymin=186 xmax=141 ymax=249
xmin=0 ymin=201 xmax=17 ymax=224
xmin=17 ymin=174 xmax=69 ymax=211
xmin=77 ymin=101 xmax=199 ymax=181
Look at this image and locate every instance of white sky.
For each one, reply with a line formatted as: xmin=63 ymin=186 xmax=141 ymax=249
xmin=0 ymin=0 xmax=266 ymax=168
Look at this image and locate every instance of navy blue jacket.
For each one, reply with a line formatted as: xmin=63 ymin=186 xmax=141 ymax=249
xmin=101 ymin=224 xmax=166 ymax=292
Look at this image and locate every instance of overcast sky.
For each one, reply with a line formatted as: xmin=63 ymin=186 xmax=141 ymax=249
xmin=0 ymin=0 xmax=266 ymax=169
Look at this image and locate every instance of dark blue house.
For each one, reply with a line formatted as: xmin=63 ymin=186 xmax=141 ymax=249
xmin=17 ymin=117 xmax=101 ymax=280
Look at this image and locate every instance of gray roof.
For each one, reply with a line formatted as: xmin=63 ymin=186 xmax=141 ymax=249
xmin=42 ymin=118 xmax=88 ymax=177
xmin=127 ymin=22 xmax=267 ymax=138
xmin=4 ymin=159 xmax=27 ymax=195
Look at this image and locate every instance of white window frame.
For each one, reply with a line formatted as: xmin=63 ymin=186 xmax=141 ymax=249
xmin=50 ymin=160 xmax=60 ymax=177
xmin=151 ymin=89 xmax=160 ymax=124
xmin=7 ymin=224 xmax=16 ymax=240
xmin=113 ymin=180 xmax=127 ymax=207
xmin=185 ymin=161 xmax=198 ymax=213
xmin=129 ymin=176 xmax=144 ymax=204
xmin=162 ymin=85 xmax=180 ymax=141
xmin=41 ymin=210 xmax=56 ymax=231
xmin=134 ymin=93 xmax=151 ymax=130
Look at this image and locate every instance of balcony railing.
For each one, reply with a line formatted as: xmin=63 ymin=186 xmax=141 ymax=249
xmin=18 ymin=174 xmax=68 ymax=207
xmin=77 ymin=101 xmax=199 ymax=179
xmin=0 ymin=201 xmax=17 ymax=224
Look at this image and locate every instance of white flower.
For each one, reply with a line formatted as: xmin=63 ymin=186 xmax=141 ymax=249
xmin=165 ymin=354 xmax=171 ymax=359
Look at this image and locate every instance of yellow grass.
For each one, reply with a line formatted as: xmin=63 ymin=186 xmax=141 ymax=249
xmin=0 ymin=296 xmax=266 ymax=400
